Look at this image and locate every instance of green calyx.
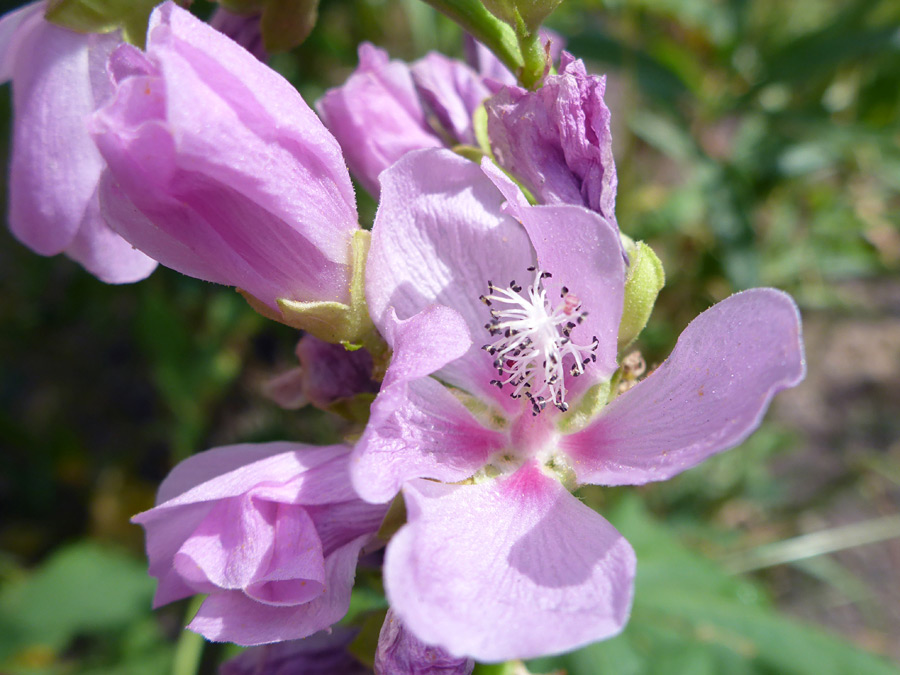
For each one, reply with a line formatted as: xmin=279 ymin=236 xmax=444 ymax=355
xmin=618 ymin=238 xmax=665 ymax=352
xmin=240 ymin=230 xmax=388 ymax=365
xmin=557 ymin=379 xmax=611 ymax=434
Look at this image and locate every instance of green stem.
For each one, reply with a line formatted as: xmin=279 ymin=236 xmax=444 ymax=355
xmin=416 ymin=0 xmax=523 ymax=74
xmin=517 ymin=26 xmax=546 ymax=89
xmin=172 ymin=596 xmax=206 ymax=675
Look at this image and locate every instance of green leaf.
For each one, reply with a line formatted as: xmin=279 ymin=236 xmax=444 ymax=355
xmin=0 ymin=543 xmax=154 ymax=662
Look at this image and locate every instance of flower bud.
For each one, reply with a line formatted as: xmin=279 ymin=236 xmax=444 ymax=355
xmin=92 ymin=2 xmax=360 ymax=315
xmin=617 ymin=239 xmax=665 ymax=351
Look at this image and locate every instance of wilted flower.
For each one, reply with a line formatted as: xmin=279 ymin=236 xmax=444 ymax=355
xmin=0 ymin=1 xmax=156 ymax=282
xmin=486 ymin=54 xmax=618 ymax=229
xmin=352 ymin=148 xmax=805 ymax=661
xmin=92 ymin=2 xmax=359 ymax=312
xmin=133 ymin=442 xmax=387 ymax=645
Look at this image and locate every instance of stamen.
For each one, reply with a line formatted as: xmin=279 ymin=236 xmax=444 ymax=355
xmin=480 ymin=269 xmax=598 ymax=413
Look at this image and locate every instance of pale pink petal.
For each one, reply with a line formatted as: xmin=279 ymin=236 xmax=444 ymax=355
xmin=64 ymin=188 xmax=157 ymax=283
xmin=385 ymin=464 xmax=636 ymax=661
xmin=351 ymin=306 xmax=505 ymax=503
xmin=6 ymin=18 xmax=108 ymax=255
xmin=188 ymin=535 xmax=370 ymax=645
xmin=562 ymin=289 xmax=806 ymax=485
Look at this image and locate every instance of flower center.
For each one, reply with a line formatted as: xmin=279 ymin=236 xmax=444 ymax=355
xmin=480 ymin=268 xmax=599 ymax=415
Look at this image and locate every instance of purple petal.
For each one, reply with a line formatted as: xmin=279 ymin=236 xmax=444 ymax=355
xmin=411 ymin=52 xmax=490 ymax=146
xmin=486 ymin=55 xmax=618 ymax=228
xmin=188 ymin=535 xmax=370 ymax=645
xmin=133 ymin=443 xmax=345 ymax=605
xmin=562 ymin=289 xmax=806 ymax=485
xmin=92 ymin=2 xmax=358 ymax=309
xmin=366 ymin=148 xmax=534 ymax=409
xmin=317 ymin=43 xmax=442 ymax=195
xmin=376 ymin=607 xmax=474 ymax=675
xmin=385 ymin=463 xmax=635 ymax=661
xmin=153 ymin=442 xmax=345 ymax=504
xmin=173 ymin=498 xmax=326 ymax=605
xmin=0 ymin=2 xmax=42 ymax=83
xmin=64 ymin=188 xmax=157 ymax=283
xmin=351 ymin=306 xmax=505 ymax=503
xmin=4 ymin=16 xmax=113 ymax=255
xmin=462 ymin=36 xmax=516 ymax=90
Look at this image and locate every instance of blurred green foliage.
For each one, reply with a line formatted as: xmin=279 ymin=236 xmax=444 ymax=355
xmin=1 ymin=0 xmax=898 ymax=672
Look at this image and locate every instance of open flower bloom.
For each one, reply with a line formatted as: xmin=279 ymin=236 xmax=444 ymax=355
xmin=91 ymin=2 xmax=359 ymax=311
xmin=317 ymin=43 xmax=491 ymax=195
xmin=0 ymin=1 xmax=156 ymax=282
xmin=486 ymin=53 xmax=618 ymax=230
xmin=133 ymin=442 xmax=387 ymax=645
xmin=353 ymin=149 xmax=806 ymax=661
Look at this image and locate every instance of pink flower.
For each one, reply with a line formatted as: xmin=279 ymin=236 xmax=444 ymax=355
xmin=0 ymin=1 xmax=156 ymax=282
xmin=352 ymin=148 xmax=806 ymax=661
xmin=132 ymin=442 xmax=387 ymax=645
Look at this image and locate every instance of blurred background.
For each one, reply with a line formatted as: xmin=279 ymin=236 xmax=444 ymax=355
xmin=1 ymin=0 xmax=898 ymax=672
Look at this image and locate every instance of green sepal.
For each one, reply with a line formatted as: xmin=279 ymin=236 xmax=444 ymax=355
xmin=481 ymin=0 xmax=564 ymax=35
xmin=44 ymin=0 xmax=163 ymax=46
xmin=325 ymin=392 xmax=375 ymax=424
xmin=259 ymin=0 xmax=320 ymax=52
xmin=617 ymin=239 xmax=665 ymax=351
xmin=473 ymin=103 xmax=492 ymax=156
xmin=452 ymin=144 xmax=486 ymax=164
xmin=557 ymin=379 xmax=610 ymax=434
xmin=240 ymin=230 xmax=387 ymax=362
